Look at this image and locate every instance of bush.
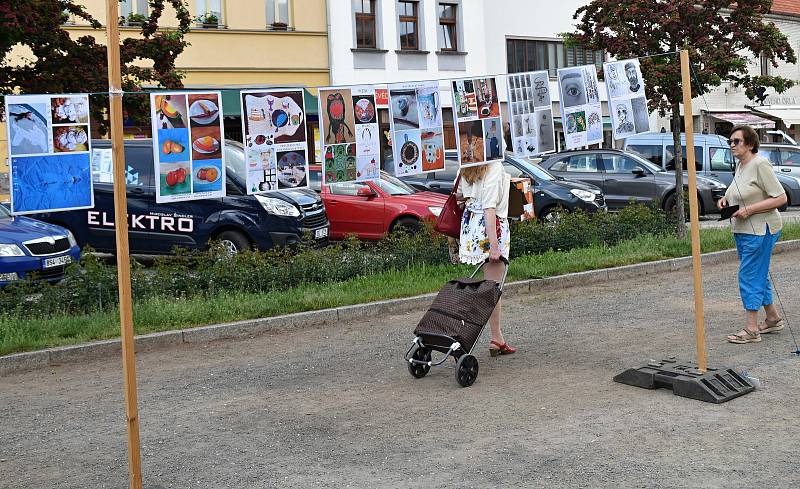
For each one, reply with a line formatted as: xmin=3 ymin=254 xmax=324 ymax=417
xmin=0 ymin=205 xmax=670 ymax=319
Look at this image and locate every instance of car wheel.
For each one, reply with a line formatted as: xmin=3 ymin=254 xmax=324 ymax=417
xmin=538 ymin=206 xmax=566 ymax=225
xmin=215 ymin=231 xmax=251 ymax=255
xmin=393 ymin=217 xmax=421 ymax=235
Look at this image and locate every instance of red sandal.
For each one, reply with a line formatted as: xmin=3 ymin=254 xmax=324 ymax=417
xmin=489 ymin=340 xmax=517 ymax=357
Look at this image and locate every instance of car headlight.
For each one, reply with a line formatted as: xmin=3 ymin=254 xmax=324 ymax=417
xmin=0 ymin=243 xmax=25 ymax=257
xmin=254 ymin=195 xmax=300 ymax=217
xmin=570 ymin=189 xmax=596 ymax=202
xmin=66 ymin=231 xmax=78 ymax=247
xmin=428 ymin=206 xmax=443 ymax=217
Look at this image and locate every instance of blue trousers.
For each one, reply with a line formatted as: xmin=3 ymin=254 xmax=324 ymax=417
xmin=734 ymin=228 xmax=781 ymax=312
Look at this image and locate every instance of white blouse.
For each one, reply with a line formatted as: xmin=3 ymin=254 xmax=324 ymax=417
xmin=456 ymin=160 xmax=510 ymax=218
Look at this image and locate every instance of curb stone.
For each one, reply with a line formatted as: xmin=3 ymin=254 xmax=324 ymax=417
xmin=2 ymin=239 xmax=800 ymax=375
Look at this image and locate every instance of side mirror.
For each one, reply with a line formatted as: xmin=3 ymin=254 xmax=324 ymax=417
xmin=357 ymin=186 xmax=376 ymax=197
xmin=632 ymin=166 xmax=646 ymax=177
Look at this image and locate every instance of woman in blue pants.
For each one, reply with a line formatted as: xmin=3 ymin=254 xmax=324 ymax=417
xmin=718 ymin=125 xmax=788 ymax=344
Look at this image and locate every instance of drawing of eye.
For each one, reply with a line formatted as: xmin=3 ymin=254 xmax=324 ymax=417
xmin=565 ymin=83 xmax=581 ymax=98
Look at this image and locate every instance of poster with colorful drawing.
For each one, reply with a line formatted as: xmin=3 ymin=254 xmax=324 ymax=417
xmin=557 ymin=65 xmax=603 ymax=150
xmin=241 ymin=89 xmax=308 ymax=193
xmin=604 ymin=58 xmax=650 ymax=140
xmin=387 ymin=81 xmax=445 ymax=177
xmin=506 ymin=70 xmax=556 ymax=157
xmin=451 ymin=77 xmax=504 ymax=167
xmin=150 ymin=92 xmax=226 ymax=203
xmin=318 ymin=85 xmax=380 ymax=184
xmin=4 ymin=94 xmax=94 ymax=214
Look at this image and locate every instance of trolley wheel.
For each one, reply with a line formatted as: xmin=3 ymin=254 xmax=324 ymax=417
xmin=408 ymin=347 xmax=432 ymax=378
xmin=455 ymin=354 xmax=479 ymax=387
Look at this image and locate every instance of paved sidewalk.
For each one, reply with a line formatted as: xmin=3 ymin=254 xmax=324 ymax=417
xmin=2 ymin=252 xmax=800 ymax=488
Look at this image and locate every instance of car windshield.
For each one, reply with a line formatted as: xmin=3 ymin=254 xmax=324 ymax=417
xmin=0 ymin=204 xmax=10 ymax=218
xmin=225 ymin=143 xmax=246 ymax=180
xmin=506 ymin=155 xmax=556 ymax=181
xmin=373 ymin=172 xmax=417 ymax=195
xmin=625 ymin=152 xmax=662 ymax=173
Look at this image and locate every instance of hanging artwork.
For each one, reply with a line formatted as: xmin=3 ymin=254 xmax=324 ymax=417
xmin=150 ymin=92 xmax=226 ymax=203
xmin=505 ymin=70 xmax=556 ymax=157
xmin=387 ymin=81 xmax=445 ymax=177
xmin=4 ymin=94 xmax=94 ymax=214
xmin=318 ymin=85 xmax=380 ymax=184
xmin=557 ymin=65 xmax=604 ymax=150
xmin=451 ymin=77 xmax=505 ymax=167
xmin=604 ymin=58 xmax=651 ymax=139
xmin=241 ymin=89 xmax=308 ymax=193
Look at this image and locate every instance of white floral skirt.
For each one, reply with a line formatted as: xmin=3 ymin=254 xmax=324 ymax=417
xmin=459 ymin=201 xmax=511 ymax=265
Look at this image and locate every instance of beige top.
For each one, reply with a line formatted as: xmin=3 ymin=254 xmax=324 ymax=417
xmin=456 ymin=161 xmax=511 ymax=218
xmin=723 ymin=155 xmax=784 ymax=235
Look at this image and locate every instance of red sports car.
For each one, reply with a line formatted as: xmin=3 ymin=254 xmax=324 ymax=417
xmin=308 ymin=165 xmax=447 ymax=240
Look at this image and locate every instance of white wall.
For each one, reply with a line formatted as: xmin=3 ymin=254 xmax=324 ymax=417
xmin=327 ymin=0 xmax=488 ymax=88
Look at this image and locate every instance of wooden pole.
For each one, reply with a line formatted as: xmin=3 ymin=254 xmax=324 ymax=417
xmin=680 ymin=49 xmax=708 ymax=372
xmin=105 ymin=1 xmax=143 ymax=487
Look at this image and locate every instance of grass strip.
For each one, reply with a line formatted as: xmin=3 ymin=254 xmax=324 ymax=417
xmin=2 ymin=223 xmax=799 ymax=356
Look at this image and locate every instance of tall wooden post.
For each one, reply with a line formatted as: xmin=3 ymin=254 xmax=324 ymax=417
xmin=105 ymin=1 xmax=143 ymax=487
xmin=680 ymin=49 xmax=708 ymax=372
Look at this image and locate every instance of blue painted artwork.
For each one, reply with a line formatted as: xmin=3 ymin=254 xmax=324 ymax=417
xmin=11 ymin=153 xmax=93 ymax=214
xmin=191 ymin=158 xmax=223 ymax=193
xmin=157 ymin=128 xmax=190 ymax=162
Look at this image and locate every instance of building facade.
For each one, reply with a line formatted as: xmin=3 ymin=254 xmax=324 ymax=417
xmin=0 ymin=0 xmax=330 ymax=199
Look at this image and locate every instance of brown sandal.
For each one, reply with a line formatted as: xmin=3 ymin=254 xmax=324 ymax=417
xmin=759 ymin=317 xmax=785 ymax=334
xmin=727 ymin=328 xmax=761 ymax=344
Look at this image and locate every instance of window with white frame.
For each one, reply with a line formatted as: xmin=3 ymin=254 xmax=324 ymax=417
xmin=120 ymin=0 xmax=148 ymax=21
xmin=196 ymin=0 xmax=223 ymax=26
xmin=266 ymin=0 xmax=291 ymax=29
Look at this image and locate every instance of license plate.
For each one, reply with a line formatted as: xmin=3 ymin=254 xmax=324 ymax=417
xmin=315 ymin=227 xmax=329 ymax=239
xmin=43 ymin=255 xmax=72 ymax=268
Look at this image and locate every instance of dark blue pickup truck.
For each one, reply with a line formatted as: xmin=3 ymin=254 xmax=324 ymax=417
xmin=28 ymin=139 xmax=329 ymax=254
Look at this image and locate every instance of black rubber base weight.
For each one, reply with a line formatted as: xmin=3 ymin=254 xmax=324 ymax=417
xmin=614 ymin=357 xmax=755 ymax=403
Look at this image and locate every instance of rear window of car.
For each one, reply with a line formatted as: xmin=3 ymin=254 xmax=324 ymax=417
xmin=549 ymin=155 xmax=598 ymax=172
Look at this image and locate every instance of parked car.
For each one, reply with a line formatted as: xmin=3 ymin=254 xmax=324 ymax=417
xmin=539 ymin=148 xmax=727 ymax=214
xmin=0 ymin=204 xmax=81 ymax=285
xmin=760 ymin=144 xmax=800 ymax=178
xmin=401 ymin=152 xmax=606 ymax=223
xmin=623 ymin=132 xmax=800 ymax=209
xmin=27 ymin=139 xmax=329 ymax=255
xmin=307 ymin=165 xmax=447 ymax=240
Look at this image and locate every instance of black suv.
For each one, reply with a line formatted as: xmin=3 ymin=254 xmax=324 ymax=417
xmin=400 ymin=152 xmax=606 ymax=222
xmin=539 ymin=148 xmax=727 ymax=214
xmin=28 ymin=139 xmax=329 ymax=254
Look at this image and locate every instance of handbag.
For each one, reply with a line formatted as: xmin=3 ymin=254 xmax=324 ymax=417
xmin=434 ymin=176 xmax=463 ymax=238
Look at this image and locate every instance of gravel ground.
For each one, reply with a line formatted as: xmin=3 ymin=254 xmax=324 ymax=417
xmin=2 ymin=252 xmax=800 ymax=489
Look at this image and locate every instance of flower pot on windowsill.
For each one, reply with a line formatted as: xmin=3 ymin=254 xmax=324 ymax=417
xmin=270 ymin=22 xmax=288 ymax=31
xmin=202 ymin=22 xmax=219 ymax=28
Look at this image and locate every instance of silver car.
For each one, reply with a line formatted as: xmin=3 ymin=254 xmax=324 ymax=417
xmin=760 ymin=144 xmax=800 ymax=178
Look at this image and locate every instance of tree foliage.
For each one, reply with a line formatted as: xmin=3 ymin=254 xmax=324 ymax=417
xmin=0 ymin=0 xmax=192 ymax=132
xmin=571 ymin=0 xmax=796 ymax=115
xmin=570 ymin=0 xmax=796 ymax=237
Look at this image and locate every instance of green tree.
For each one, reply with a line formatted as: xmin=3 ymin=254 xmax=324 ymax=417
xmin=0 ymin=0 xmax=192 ymax=133
xmin=571 ymin=0 xmax=796 ymax=237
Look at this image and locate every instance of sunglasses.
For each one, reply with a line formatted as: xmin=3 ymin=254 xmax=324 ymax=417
xmin=727 ymin=138 xmax=744 ymax=147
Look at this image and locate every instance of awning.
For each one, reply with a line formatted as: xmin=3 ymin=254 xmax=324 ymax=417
xmin=710 ymin=111 xmax=775 ymax=128
xmin=220 ymin=88 xmax=318 ymax=117
xmin=751 ymin=107 xmax=800 ymax=126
